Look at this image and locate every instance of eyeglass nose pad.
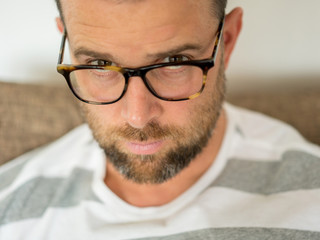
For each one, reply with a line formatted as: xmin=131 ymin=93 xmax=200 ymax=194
xmin=127 ymin=69 xmax=142 ymax=78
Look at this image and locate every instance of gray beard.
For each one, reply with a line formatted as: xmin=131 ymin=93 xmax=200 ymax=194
xmin=103 ymin=123 xmax=215 ymax=184
xmin=103 ymin=76 xmax=226 ymax=184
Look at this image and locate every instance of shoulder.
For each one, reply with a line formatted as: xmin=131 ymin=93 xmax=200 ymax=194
xmin=0 ymin=124 xmax=103 ymax=229
xmin=225 ymin=103 xmax=306 ymax=146
xmin=220 ymin=103 xmax=320 ymax=194
xmin=0 ymin=124 xmax=103 ymax=193
xmin=224 ymin=103 xmax=320 ymax=158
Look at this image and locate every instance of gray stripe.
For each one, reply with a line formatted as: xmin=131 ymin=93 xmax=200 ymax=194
xmin=213 ymin=150 xmax=320 ymax=194
xmin=133 ymin=227 xmax=320 ymax=240
xmin=0 ymin=168 xmax=101 ymax=226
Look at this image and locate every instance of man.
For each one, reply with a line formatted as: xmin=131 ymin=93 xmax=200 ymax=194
xmin=0 ymin=0 xmax=320 ymax=239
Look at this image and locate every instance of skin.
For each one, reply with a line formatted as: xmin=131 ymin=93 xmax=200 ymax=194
xmin=57 ymin=0 xmax=242 ymax=207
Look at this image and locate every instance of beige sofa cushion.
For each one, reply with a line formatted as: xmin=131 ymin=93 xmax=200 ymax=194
xmin=0 ymin=82 xmax=83 ymax=165
xmin=0 ymin=81 xmax=319 ymax=165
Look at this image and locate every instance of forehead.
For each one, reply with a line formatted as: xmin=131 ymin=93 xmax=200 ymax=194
xmin=62 ymin=0 xmax=213 ymax=28
xmin=61 ymin=0 xmax=216 ymax=64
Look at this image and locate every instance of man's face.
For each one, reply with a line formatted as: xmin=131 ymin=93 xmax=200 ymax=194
xmin=62 ymin=0 xmax=226 ymax=184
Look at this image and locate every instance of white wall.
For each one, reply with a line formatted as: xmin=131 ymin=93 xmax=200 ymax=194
xmin=1 ymin=0 xmax=320 ymax=90
xmin=226 ymin=0 xmax=320 ymax=90
xmin=0 ymin=0 xmax=62 ymax=84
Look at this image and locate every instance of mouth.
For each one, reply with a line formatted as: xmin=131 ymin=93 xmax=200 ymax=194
xmin=125 ymin=140 xmax=164 ymax=155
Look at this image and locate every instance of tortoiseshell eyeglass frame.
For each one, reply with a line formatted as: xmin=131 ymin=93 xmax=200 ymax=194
xmin=56 ymin=16 xmax=225 ymax=105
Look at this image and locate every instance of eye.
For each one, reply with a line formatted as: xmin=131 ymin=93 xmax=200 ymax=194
xmin=161 ymin=55 xmax=190 ymax=70
xmin=89 ymin=59 xmax=114 ymax=66
xmin=164 ymin=55 xmax=189 ymax=63
xmin=87 ymin=60 xmax=116 ymax=73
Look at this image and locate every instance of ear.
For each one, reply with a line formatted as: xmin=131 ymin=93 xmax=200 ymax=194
xmin=56 ymin=17 xmax=64 ymax=34
xmin=223 ymin=7 xmax=243 ymax=70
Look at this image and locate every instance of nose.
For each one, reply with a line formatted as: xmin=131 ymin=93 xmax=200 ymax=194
xmin=121 ymin=76 xmax=162 ymax=129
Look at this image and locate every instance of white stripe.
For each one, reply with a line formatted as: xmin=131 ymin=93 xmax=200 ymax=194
xmin=2 ymin=187 xmax=320 ymax=240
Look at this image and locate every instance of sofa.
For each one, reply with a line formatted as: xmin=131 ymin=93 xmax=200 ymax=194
xmin=0 ymin=80 xmax=319 ymax=165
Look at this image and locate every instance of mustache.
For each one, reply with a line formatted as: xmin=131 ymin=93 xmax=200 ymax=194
xmin=111 ymin=122 xmax=183 ymax=142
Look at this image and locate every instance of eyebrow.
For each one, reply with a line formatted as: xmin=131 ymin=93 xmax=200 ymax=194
xmin=73 ymin=42 xmax=206 ymax=64
xmin=74 ymin=48 xmax=116 ymax=63
xmin=146 ymin=43 xmax=206 ymax=60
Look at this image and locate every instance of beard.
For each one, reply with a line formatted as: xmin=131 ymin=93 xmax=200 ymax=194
xmin=81 ymin=60 xmax=226 ymax=184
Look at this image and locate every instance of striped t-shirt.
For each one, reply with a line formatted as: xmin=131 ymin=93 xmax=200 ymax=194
xmin=0 ymin=103 xmax=320 ymax=240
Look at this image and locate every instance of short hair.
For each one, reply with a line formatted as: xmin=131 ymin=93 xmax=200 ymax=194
xmin=211 ymin=0 xmax=228 ymax=20
xmin=55 ymin=0 xmax=227 ymax=24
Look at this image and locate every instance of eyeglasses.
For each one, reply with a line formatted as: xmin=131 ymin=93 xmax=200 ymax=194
xmin=57 ymin=17 xmax=224 ymax=105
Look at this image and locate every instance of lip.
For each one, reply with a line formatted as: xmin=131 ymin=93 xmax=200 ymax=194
xmin=126 ymin=141 xmax=164 ymax=155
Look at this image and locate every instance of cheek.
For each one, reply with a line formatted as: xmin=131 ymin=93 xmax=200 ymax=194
xmin=166 ymin=58 xmax=224 ymax=124
xmin=81 ymin=103 xmax=123 ymax=128
xmin=160 ymin=100 xmax=200 ymax=127
xmin=82 ymin=96 xmax=208 ymax=130
xmin=205 ymin=67 xmax=220 ymax=94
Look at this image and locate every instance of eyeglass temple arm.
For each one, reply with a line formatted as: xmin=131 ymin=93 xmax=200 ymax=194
xmin=58 ymin=29 xmax=67 ymax=64
xmin=211 ymin=17 xmax=225 ymax=62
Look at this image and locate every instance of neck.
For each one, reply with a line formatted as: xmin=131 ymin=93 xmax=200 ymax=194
xmin=104 ymin=110 xmax=227 ymax=207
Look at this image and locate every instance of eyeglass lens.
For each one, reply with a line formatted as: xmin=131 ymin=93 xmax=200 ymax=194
xmin=69 ymin=65 xmax=204 ymax=103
